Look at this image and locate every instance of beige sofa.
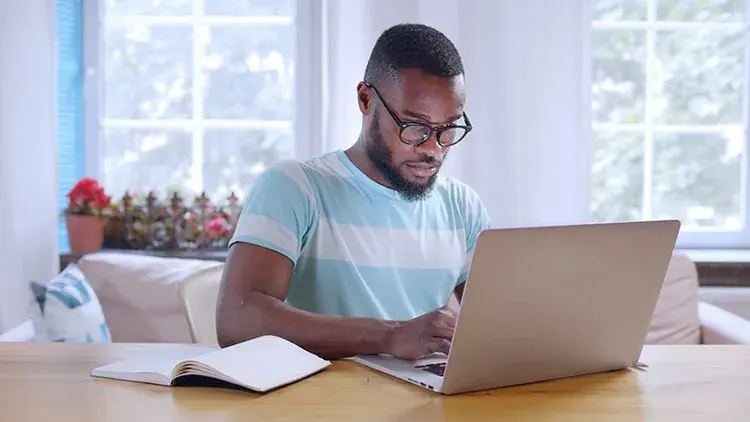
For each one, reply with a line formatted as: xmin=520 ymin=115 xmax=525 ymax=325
xmin=76 ymin=252 xmax=223 ymax=343
xmin=646 ymin=253 xmax=749 ymax=345
xmin=73 ymin=251 xmax=750 ymax=345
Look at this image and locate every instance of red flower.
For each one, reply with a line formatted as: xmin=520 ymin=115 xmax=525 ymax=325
xmin=66 ymin=177 xmax=110 ymax=215
xmin=93 ymin=188 xmax=110 ymax=208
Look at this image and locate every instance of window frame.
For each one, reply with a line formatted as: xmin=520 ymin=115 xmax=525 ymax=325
xmin=57 ymin=0 xmax=88 ymax=252
xmin=82 ymin=0 xmax=101 ymax=181
xmin=590 ymin=0 xmax=750 ymax=249
xmin=80 ymin=0 xmax=305 ymax=199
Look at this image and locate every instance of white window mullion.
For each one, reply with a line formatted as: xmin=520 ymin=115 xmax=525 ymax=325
xmin=743 ymin=0 xmax=750 ymax=235
xmin=190 ymin=0 xmax=205 ymax=195
xmin=642 ymin=0 xmax=657 ymax=220
xmin=82 ymin=0 xmax=102 ymax=180
xmin=101 ymin=118 xmax=292 ymax=130
xmin=105 ymin=15 xmax=293 ymax=27
xmin=593 ymin=21 xmax=747 ymax=31
xmin=593 ymin=123 xmax=745 ymax=133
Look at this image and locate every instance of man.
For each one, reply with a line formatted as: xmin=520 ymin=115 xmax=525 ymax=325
xmin=216 ymin=23 xmax=491 ymax=360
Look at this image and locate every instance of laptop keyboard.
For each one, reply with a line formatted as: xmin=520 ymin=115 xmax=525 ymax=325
xmin=415 ymin=362 xmax=446 ymax=377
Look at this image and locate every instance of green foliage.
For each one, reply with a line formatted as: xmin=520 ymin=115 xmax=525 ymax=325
xmin=590 ymin=0 xmax=745 ymax=229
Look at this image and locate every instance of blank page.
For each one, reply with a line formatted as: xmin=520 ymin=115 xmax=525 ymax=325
xmin=192 ymin=335 xmax=331 ymax=392
xmin=91 ymin=346 xmax=216 ymax=386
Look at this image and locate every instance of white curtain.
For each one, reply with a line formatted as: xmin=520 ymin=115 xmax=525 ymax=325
xmin=296 ymin=0 xmax=592 ymax=229
xmin=0 ymin=0 xmax=59 ymax=332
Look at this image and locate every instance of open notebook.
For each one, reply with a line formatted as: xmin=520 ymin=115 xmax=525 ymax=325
xmin=91 ymin=335 xmax=331 ymax=393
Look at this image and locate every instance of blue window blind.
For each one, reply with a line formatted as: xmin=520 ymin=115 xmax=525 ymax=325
xmin=56 ymin=0 xmax=85 ymax=253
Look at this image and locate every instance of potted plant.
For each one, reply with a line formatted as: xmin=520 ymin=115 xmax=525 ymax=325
xmin=64 ymin=177 xmax=111 ymax=253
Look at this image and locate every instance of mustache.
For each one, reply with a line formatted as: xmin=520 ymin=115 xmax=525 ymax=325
xmin=410 ymin=153 xmax=445 ymax=166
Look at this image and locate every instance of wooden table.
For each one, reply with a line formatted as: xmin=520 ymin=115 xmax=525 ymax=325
xmin=1 ymin=343 xmax=749 ymax=421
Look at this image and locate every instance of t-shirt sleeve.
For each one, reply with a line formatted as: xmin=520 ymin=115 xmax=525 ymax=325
xmin=228 ymin=160 xmax=316 ymax=266
xmin=457 ymin=187 xmax=492 ymax=286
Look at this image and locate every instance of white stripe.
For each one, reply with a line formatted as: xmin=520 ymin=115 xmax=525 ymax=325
xmin=323 ymin=154 xmax=353 ymax=178
xmin=460 ymin=248 xmax=475 ymax=276
xmin=276 ymin=160 xmax=315 ymax=202
xmin=459 ymin=183 xmax=481 ymax=218
xmin=308 ymin=153 xmax=352 ymax=178
xmin=233 ymin=214 xmax=299 ymax=256
xmin=310 ymin=218 xmax=466 ymax=270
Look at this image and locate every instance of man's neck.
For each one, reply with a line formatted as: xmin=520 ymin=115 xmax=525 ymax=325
xmin=343 ymin=143 xmax=394 ymax=189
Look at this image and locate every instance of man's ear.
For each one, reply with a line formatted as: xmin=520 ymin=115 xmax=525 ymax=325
xmin=356 ymin=81 xmax=372 ymax=114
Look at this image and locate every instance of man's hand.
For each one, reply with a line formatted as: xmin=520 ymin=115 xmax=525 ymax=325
xmin=385 ymin=306 xmax=458 ymax=360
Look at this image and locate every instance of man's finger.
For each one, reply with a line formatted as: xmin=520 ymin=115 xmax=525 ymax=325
xmin=429 ymin=325 xmax=455 ymax=340
xmin=428 ymin=338 xmax=452 ymax=355
xmin=435 ymin=308 xmax=458 ymax=328
xmin=438 ymin=305 xmax=459 ymax=318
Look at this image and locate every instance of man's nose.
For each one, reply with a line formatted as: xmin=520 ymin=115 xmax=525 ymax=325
xmin=418 ymin=132 xmax=445 ymax=160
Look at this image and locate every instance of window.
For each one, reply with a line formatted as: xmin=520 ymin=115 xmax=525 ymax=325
xmin=589 ymin=0 xmax=749 ymax=248
xmin=90 ymin=0 xmax=296 ymax=202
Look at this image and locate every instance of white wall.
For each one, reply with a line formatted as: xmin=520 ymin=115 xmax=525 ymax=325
xmin=0 ymin=0 xmax=59 ymax=332
xmin=452 ymin=0 xmax=591 ymax=228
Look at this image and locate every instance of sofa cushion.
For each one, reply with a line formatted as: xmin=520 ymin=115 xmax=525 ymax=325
xmin=645 ymin=252 xmax=701 ymax=345
xmin=30 ymin=263 xmax=111 ymax=342
xmin=76 ymin=252 xmax=222 ymax=343
xmin=0 ymin=320 xmax=36 ymax=342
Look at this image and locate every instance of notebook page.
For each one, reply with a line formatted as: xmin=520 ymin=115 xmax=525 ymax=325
xmin=191 ymin=335 xmax=330 ymax=392
xmin=91 ymin=346 xmax=216 ymax=386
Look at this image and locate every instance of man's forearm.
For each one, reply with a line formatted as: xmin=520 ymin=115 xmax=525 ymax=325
xmin=217 ymin=291 xmax=399 ymax=359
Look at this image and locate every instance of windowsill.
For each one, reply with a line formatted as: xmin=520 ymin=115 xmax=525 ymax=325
xmin=677 ymin=249 xmax=750 ymax=265
xmin=675 ymin=249 xmax=750 ymax=288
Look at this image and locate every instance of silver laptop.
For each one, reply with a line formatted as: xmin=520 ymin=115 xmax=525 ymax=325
xmin=355 ymin=220 xmax=680 ymax=395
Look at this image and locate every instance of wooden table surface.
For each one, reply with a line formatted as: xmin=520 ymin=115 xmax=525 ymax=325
xmin=1 ymin=343 xmax=749 ymax=421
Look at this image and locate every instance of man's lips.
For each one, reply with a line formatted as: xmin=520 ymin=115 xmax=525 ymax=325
xmin=405 ymin=162 xmax=439 ymax=178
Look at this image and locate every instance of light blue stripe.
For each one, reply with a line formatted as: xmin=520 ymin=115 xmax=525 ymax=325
xmin=241 ymin=167 xmax=312 ymax=236
xmin=60 ymin=269 xmax=92 ymax=303
xmin=301 ymin=165 xmax=466 ymax=230
xmin=48 ymin=290 xmax=82 ymax=309
xmin=100 ymin=323 xmax=111 ymax=341
xmin=72 ymin=279 xmax=91 ymax=304
xmin=287 ymin=258 xmax=461 ymax=321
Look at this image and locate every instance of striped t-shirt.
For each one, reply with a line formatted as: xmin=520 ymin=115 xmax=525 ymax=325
xmin=229 ymin=149 xmax=491 ymax=321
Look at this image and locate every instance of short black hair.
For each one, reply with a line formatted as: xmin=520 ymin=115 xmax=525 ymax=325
xmin=364 ymin=23 xmax=464 ymax=86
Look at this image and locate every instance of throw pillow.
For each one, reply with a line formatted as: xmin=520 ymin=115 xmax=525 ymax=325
xmin=30 ymin=263 xmax=111 ymax=342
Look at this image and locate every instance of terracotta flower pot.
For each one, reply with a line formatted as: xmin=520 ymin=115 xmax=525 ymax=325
xmin=65 ymin=214 xmax=106 ymax=254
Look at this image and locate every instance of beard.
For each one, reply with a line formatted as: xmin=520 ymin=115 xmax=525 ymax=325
xmin=365 ymin=113 xmax=442 ymax=201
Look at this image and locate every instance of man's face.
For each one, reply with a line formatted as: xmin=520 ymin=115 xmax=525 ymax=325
xmin=361 ymin=69 xmax=466 ymax=201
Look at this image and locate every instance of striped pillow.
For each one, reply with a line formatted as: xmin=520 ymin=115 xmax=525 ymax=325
xmin=30 ymin=263 xmax=111 ymax=342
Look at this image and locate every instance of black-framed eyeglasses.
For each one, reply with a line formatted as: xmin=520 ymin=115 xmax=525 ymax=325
xmin=364 ymin=81 xmax=472 ymax=148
